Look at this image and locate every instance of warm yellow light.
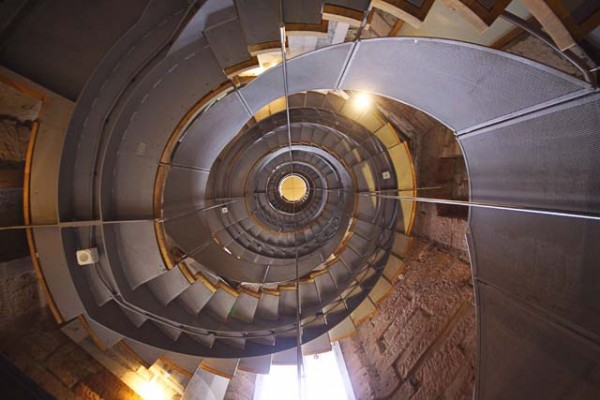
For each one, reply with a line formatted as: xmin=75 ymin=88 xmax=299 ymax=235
xmin=352 ymin=92 xmax=371 ymax=110
xmin=239 ymin=65 xmax=265 ymax=77
xmin=137 ymin=380 xmax=166 ymax=400
xmin=279 ymin=174 xmax=308 ymax=202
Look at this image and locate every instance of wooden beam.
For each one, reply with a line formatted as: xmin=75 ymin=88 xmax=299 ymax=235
xmin=491 ymin=17 xmax=537 ymax=49
xmin=388 ymin=19 xmax=404 ymax=36
xmin=520 ymin=0 xmax=576 ymax=51
xmin=371 ymin=0 xmax=434 ymax=29
xmin=366 ymin=7 xmax=376 ymax=26
xmin=544 ymin=0 xmax=600 ymax=40
xmin=285 ymin=20 xmax=329 ymax=38
xmin=443 ymin=0 xmax=488 ymax=32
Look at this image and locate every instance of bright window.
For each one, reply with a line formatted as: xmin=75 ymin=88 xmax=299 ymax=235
xmin=254 ymin=343 xmax=355 ymax=400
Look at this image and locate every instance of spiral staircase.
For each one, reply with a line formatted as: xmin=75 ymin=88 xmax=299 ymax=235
xmin=8 ymin=0 xmax=600 ymax=398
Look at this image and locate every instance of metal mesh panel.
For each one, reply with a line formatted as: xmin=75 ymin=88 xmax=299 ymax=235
xmin=340 ymin=38 xmax=590 ymax=131
xmin=461 ymin=93 xmax=600 ymax=213
xmin=240 ymin=42 xmax=354 ymax=113
xmin=470 ymin=207 xmax=600 ymax=338
xmin=477 ymin=284 xmax=600 ymax=399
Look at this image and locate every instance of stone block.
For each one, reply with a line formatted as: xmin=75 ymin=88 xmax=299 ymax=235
xmin=45 ymin=343 xmax=101 ymax=389
xmin=339 ymin=239 xmax=476 ymax=400
xmin=409 ymin=304 xmax=476 ymax=399
xmin=29 ymin=329 xmax=69 ymax=361
xmin=390 ymin=379 xmax=418 ymax=400
xmin=9 ymin=352 xmax=73 ymax=399
xmin=225 ymin=369 xmax=256 ymax=400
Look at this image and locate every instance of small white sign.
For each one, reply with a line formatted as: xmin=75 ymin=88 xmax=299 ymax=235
xmin=76 ymin=248 xmax=99 ymax=265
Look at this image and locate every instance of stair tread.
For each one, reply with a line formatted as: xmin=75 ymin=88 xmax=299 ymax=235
xmin=115 ymin=222 xmax=167 ymax=290
xmin=302 ymin=332 xmax=332 ymax=355
xmin=235 ymin=0 xmax=279 ymax=49
xmin=146 ymin=266 xmax=191 ymax=305
xmin=162 ymin=351 xmax=203 ymax=377
xmin=200 ymin=358 xmax=240 ymax=379
xmin=120 ymin=304 xmax=148 ymax=328
xmin=283 ymin=0 xmax=322 ymax=24
xmin=85 ymin=316 xmax=124 ymax=350
xmin=205 ymin=16 xmax=255 ymax=72
xmin=327 ymin=314 xmax=356 ymax=341
xmin=178 ymin=281 xmax=215 ymax=315
xmin=272 ymin=346 xmax=299 ymax=365
xmin=231 ymin=291 xmax=260 ymax=323
xmin=255 ymin=292 xmax=280 ymax=321
xmin=123 ymin=339 xmax=163 ymax=368
xmin=154 ymin=320 xmax=183 ymax=342
xmin=202 ymin=286 xmax=238 ymax=321
xmin=238 ymin=354 xmax=272 ymax=374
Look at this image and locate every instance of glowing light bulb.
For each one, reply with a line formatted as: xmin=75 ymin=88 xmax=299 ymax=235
xmin=353 ymin=92 xmax=371 ymax=110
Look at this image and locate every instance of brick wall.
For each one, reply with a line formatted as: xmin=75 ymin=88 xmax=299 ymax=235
xmin=0 ymin=263 xmax=142 ymax=399
xmin=224 ymin=369 xmax=257 ymax=400
xmin=340 ymin=240 xmax=475 ymax=400
xmin=502 ymin=34 xmax=582 ymax=78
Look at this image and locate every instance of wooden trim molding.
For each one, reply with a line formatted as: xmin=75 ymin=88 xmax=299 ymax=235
xmin=388 ymin=19 xmax=405 ymax=36
xmin=353 ymin=308 xmax=379 ymax=326
xmin=371 ymin=0 xmax=436 ymax=28
xmin=237 ymin=364 xmax=268 ymax=374
xmin=402 ymin=141 xmax=418 ymax=236
xmin=261 ymin=287 xmax=280 ymax=296
xmin=2 ymin=72 xmax=64 ymax=324
xmin=239 ymin=287 xmax=261 ymax=299
xmin=491 ymin=22 xmax=528 ymax=49
xmin=78 ymin=315 xmax=106 ymax=351
xmin=217 ymin=282 xmax=240 ymax=297
xmin=285 ymin=20 xmax=329 ymax=37
xmin=224 ymin=57 xmax=260 ymax=78
xmin=195 ymin=271 xmax=218 ymax=293
xmin=248 ymin=40 xmax=284 ymax=56
xmin=442 ymin=0 xmax=511 ymax=32
xmin=177 ymin=262 xmax=196 ymax=284
xmin=161 ymin=357 xmax=195 ymax=379
xmin=198 ymin=363 xmax=235 ymax=379
xmin=323 ymin=4 xmax=366 ymax=27
xmin=25 ymin=128 xmax=63 ymax=323
xmin=0 ymin=75 xmax=45 ymax=101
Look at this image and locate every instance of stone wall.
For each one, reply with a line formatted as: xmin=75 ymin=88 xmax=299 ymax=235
xmin=0 ymin=259 xmax=142 ymax=399
xmin=340 ymin=240 xmax=475 ymax=400
xmin=224 ymin=369 xmax=257 ymax=400
xmin=502 ymin=34 xmax=582 ymax=78
xmin=410 ymin=121 xmax=469 ymax=258
xmin=0 ymin=80 xmax=37 ymax=262
xmin=0 ymin=188 xmax=27 ymax=262
xmin=340 ymin=98 xmax=474 ymax=399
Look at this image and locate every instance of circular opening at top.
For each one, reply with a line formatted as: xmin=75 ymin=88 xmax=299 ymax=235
xmin=278 ymin=174 xmax=308 ymax=203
